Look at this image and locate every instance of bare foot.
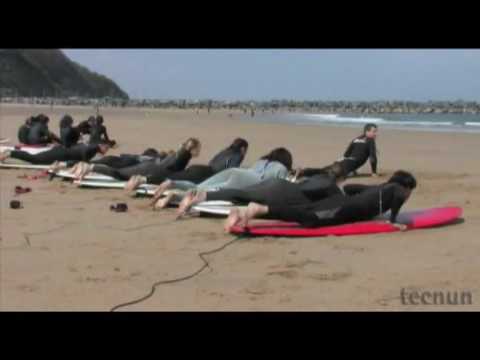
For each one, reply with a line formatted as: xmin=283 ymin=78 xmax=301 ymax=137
xmin=242 ymin=202 xmax=269 ymax=228
xmin=176 ymin=190 xmax=206 ymax=219
xmin=0 ymin=151 xmax=10 ymax=162
xmin=77 ymin=163 xmax=93 ymax=180
xmin=125 ymin=176 xmax=141 ymax=192
xmin=149 ymin=179 xmax=172 ymax=206
xmin=224 ymin=207 xmax=243 ymax=233
xmin=153 ymin=193 xmax=174 ymax=210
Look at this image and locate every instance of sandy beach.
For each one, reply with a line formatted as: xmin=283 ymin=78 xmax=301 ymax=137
xmin=1 ymin=104 xmax=479 ymax=311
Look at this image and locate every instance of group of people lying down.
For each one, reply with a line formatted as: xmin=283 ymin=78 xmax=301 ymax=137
xmin=0 ymin=122 xmax=417 ymax=231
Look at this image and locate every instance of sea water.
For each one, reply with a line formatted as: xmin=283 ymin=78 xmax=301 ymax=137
xmin=242 ymin=112 xmax=480 ymax=133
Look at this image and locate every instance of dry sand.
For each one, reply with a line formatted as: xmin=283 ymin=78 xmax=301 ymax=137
xmin=0 ymin=104 xmax=479 ymax=311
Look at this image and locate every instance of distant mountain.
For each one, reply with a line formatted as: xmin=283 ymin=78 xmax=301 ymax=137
xmin=0 ymin=49 xmax=129 ymax=99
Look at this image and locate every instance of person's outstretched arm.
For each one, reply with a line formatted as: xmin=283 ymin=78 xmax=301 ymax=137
xmin=368 ymin=139 xmax=378 ymax=175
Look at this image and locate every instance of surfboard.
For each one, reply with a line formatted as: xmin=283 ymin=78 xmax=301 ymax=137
xmin=0 ymin=138 xmax=10 ymax=144
xmin=192 ymin=203 xmax=239 ymax=215
xmin=0 ymin=163 xmax=51 ymax=170
xmin=74 ymin=180 xmax=158 ymax=191
xmin=229 ymin=207 xmax=463 ymax=237
xmin=51 ymin=169 xmax=116 ymax=182
xmin=0 ymin=145 xmax=53 ymax=155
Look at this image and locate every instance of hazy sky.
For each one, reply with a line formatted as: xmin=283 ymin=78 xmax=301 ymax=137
xmin=63 ymin=49 xmax=480 ymax=101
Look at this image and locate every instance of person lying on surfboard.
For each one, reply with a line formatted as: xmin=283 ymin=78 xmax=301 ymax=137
xmin=222 ymin=170 xmax=417 ymax=233
xmin=296 ymin=123 xmax=379 ymax=180
xmin=72 ymin=137 xmax=201 ymax=182
xmin=160 ymin=163 xmax=346 ymax=213
xmin=155 ymin=148 xmax=293 ymax=211
xmin=0 ymin=142 xmax=110 ymax=166
xmin=123 ymin=138 xmax=249 ymax=192
xmin=61 ymin=148 xmax=173 ymax=178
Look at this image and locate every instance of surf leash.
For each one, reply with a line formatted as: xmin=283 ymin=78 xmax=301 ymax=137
xmin=110 ymin=234 xmax=248 ymax=312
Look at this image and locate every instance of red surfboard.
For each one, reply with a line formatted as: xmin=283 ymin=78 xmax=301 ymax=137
xmin=230 ymin=207 xmax=462 ymax=237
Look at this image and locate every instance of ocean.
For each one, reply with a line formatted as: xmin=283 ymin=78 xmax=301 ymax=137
xmin=241 ymin=112 xmax=480 ymax=133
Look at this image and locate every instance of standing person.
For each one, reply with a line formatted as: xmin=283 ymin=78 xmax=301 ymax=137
xmin=299 ymin=123 xmax=379 ymax=179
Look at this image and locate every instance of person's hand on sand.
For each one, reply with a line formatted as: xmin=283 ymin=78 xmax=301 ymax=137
xmin=0 ymin=151 xmax=10 ymax=162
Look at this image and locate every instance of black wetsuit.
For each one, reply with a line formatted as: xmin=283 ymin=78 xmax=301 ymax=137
xmin=27 ymin=122 xmax=51 ymax=145
xmin=60 ymin=126 xmax=81 ymax=148
xmin=145 ymin=147 xmax=245 ymax=185
xmin=18 ymin=125 xmax=31 ymax=144
xmin=267 ymin=183 xmax=408 ymax=227
xmin=90 ymin=153 xmax=166 ymax=169
xmin=303 ymin=136 xmax=378 ymax=177
xmin=89 ymin=124 xmax=110 ymax=145
xmin=206 ymin=175 xmax=342 ymax=206
xmin=10 ymin=144 xmax=100 ymax=166
xmin=92 ymin=148 xmax=192 ymax=181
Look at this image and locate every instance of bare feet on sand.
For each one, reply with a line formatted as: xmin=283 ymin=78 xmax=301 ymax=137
xmin=125 ymin=175 xmax=144 ymax=192
xmin=176 ymin=190 xmax=206 ymax=219
xmin=149 ymin=179 xmax=172 ymax=206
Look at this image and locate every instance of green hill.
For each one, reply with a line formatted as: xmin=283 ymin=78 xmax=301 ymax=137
xmin=0 ymin=49 xmax=129 ymax=99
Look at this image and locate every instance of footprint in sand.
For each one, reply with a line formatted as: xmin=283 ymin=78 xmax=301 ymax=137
xmin=244 ymin=280 xmax=272 ymax=296
xmin=308 ymin=271 xmax=352 ymax=282
xmin=267 ymin=270 xmax=299 ymax=280
xmin=17 ymin=284 xmax=40 ymax=293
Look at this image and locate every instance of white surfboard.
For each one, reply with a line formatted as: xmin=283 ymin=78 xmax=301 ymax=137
xmin=192 ymin=203 xmax=240 ymax=216
xmin=0 ymin=163 xmax=51 ymax=170
xmin=74 ymin=180 xmax=158 ymax=191
xmin=0 ymin=145 xmax=54 ymax=155
xmin=51 ymin=169 xmax=116 ymax=182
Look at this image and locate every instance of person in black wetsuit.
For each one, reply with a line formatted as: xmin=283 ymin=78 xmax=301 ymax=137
xmin=299 ymin=123 xmax=379 ymax=179
xmin=50 ymin=148 xmax=168 ymax=176
xmin=162 ymin=162 xmax=345 ymax=212
xmin=223 ymin=170 xmax=417 ymax=233
xmin=17 ymin=117 xmax=34 ymax=144
xmin=59 ymin=114 xmax=82 ymax=148
xmin=0 ymin=143 xmax=110 ymax=166
xmin=89 ymin=115 xmax=116 ymax=147
xmin=73 ymin=138 xmax=201 ymax=182
xmin=124 ymin=138 xmax=249 ymax=192
xmin=27 ymin=114 xmax=61 ymax=145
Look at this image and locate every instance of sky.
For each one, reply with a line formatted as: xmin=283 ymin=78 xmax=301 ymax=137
xmin=63 ymin=49 xmax=480 ymax=101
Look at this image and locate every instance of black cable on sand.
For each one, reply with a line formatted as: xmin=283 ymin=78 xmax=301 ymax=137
xmin=110 ymin=235 xmax=248 ymax=312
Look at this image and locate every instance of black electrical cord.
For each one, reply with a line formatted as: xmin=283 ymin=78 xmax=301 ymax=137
xmin=110 ymin=234 xmax=248 ymax=312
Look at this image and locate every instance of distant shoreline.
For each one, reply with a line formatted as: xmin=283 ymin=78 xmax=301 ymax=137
xmin=1 ymin=98 xmax=480 ymax=115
